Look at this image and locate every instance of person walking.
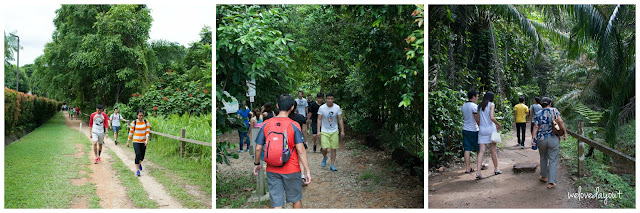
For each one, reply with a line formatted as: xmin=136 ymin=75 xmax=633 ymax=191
xmin=461 ymin=89 xmax=481 ymax=173
xmin=69 ymin=106 xmax=75 ymax=120
xmin=306 ymin=94 xmax=313 ymax=134
xmin=253 ymin=94 xmax=311 ymax=208
xmin=316 ymin=93 xmax=345 ymax=172
xmin=514 ymin=97 xmax=529 ymax=148
xmin=237 ymin=101 xmax=251 ymax=152
xmin=262 ymin=102 xmax=275 ymax=121
xmin=530 ymin=97 xmax=543 ymax=134
xmin=109 ymin=107 xmax=125 ymax=145
xmin=89 ymin=105 xmax=109 ymax=164
xmin=308 ymin=93 xmax=324 ymax=152
xmin=296 ymin=91 xmax=309 ymax=134
xmin=127 ymin=110 xmax=151 ymax=177
xmin=248 ymin=108 xmax=264 ymax=158
xmin=532 ymin=97 xmax=567 ymax=189
xmin=476 ymin=92 xmax=502 ymax=179
xmin=289 ymin=101 xmax=310 ymax=183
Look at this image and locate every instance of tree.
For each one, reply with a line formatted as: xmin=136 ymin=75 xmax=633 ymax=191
xmin=216 ymin=5 xmax=296 ymax=165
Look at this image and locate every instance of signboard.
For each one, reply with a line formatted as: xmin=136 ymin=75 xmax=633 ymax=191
xmin=247 ymin=79 xmax=256 ymax=97
xmin=250 ymin=96 xmax=255 ymax=102
xmin=221 ymin=91 xmax=239 ymax=114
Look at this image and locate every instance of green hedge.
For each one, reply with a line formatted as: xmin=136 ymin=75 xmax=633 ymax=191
xmin=5 ymin=87 xmax=61 ymax=135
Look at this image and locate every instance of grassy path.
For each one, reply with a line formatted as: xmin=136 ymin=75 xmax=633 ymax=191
xmin=66 ymin=112 xmax=181 ymax=208
xmin=4 ymin=112 xmax=100 ymax=208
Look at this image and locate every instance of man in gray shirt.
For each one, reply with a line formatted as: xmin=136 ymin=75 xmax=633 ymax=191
xmin=530 ymin=97 xmax=543 ymax=134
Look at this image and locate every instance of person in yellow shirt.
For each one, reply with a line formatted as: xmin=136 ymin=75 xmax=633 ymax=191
xmin=514 ymin=97 xmax=529 ymax=149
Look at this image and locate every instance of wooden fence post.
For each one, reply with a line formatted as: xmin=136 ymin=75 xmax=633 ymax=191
xmin=257 ymin=165 xmax=265 ymax=196
xmin=180 ymin=129 xmax=185 ymax=158
xmin=577 ymin=120 xmax=584 ymax=177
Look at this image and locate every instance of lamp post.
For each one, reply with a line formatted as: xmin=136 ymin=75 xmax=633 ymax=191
xmin=9 ymin=33 xmax=19 ymax=92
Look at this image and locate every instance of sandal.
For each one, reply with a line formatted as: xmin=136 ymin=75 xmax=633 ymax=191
xmin=494 ymin=170 xmax=503 ymax=175
xmin=539 ymin=176 xmax=548 ymax=182
xmin=476 ymin=174 xmax=484 ymax=180
xmin=464 ymin=168 xmax=475 ymax=174
xmin=546 ymin=183 xmax=556 ymax=189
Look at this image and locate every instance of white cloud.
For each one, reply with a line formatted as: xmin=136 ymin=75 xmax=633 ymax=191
xmin=3 ymin=3 xmax=211 ymax=65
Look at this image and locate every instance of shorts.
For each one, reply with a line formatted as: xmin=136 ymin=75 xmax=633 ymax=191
xmin=462 ymin=130 xmax=479 ymax=152
xmin=321 ymin=131 xmax=339 ymax=149
xmin=311 ymin=119 xmax=318 ymax=134
xmin=112 ymin=126 xmax=121 ymax=134
xmin=92 ymin=133 xmax=105 ymax=145
xmin=266 ymin=172 xmax=303 ymax=207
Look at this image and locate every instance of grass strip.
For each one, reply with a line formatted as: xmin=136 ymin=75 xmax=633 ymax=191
xmin=5 ymin=112 xmax=101 ymax=208
xmin=109 ymin=149 xmax=158 ymax=208
xmin=149 ymin=167 xmax=205 ymax=208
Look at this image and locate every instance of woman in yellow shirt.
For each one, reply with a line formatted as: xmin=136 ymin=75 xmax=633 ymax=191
xmin=127 ymin=109 xmax=150 ymax=177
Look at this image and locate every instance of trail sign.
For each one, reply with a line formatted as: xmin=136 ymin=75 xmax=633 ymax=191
xmin=247 ymin=79 xmax=256 ymax=97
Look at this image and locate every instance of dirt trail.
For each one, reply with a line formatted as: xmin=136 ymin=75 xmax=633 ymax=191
xmin=64 ymin=113 xmax=183 ymax=208
xmin=65 ymin=113 xmax=134 ymax=209
xmin=216 ymin=131 xmax=423 ymax=208
xmin=428 ymin=122 xmax=598 ymax=208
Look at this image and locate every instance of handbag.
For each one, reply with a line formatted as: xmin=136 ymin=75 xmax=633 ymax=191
xmin=491 ymin=131 xmax=502 ymax=143
xmin=551 ymin=108 xmax=565 ymax=137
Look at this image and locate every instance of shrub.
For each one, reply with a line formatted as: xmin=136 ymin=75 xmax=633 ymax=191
xmin=5 ymin=87 xmax=61 ymax=135
xmin=128 ymin=69 xmax=211 ymax=118
xmin=428 ymin=88 xmax=466 ymax=168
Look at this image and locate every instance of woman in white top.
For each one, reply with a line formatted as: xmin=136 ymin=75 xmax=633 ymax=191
xmin=476 ymin=91 xmax=502 ymax=179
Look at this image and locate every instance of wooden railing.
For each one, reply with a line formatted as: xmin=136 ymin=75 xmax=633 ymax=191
xmin=78 ymin=112 xmax=211 ymax=157
xmin=567 ymin=120 xmax=635 ymax=177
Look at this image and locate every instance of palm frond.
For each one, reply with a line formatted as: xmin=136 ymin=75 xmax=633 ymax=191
xmin=491 ymin=5 xmax=541 ymax=51
xmin=555 ymin=89 xmax=581 ymax=106
xmin=618 ymin=96 xmax=635 ymax=126
xmin=530 ymin=19 xmax=570 ymax=46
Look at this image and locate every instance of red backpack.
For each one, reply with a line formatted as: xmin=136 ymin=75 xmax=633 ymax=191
xmin=263 ymin=120 xmax=293 ymax=167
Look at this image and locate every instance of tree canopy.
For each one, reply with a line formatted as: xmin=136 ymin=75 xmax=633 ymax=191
xmin=216 ymin=5 xmax=424 ymax=164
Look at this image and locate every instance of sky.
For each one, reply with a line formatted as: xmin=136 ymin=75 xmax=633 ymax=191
xmin=3 ymin=3 xmax=212 ymax=66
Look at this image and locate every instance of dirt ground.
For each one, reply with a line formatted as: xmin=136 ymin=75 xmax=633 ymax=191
xmin=216 ymin=129 xmax=424 ymax=208
xmin=64 ymin=112 xmax=211 ymax=208
xmin=428 ymin=122 xmax=599 ymax=208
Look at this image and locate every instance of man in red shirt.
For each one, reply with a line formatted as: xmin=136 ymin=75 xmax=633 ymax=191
xmin=89 ymin=105 xmax=109 ymax=163
xmin=254 ymin=94 xmax=311 ymax=208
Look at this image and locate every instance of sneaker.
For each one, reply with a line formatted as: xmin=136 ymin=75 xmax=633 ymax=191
xmin=94 ymin=158 xmax=98 ymax=164
xmin=139 ymin=164 xmax=143 ymax=171
xmin=321 ymin=157 xmax=328 ymax=167
xmin=115 ymin=141 xmax=118 ymax=145
xmin=136 ymin=170 xmax=140 ymax=176
xmin=237 ymin=150 xmax=244 ymax=153
xmin=330 ymin=164 xmax=338 ymax=171
xmin=313 ymin=145 xmax=317 ymax=153
xmin=521 ymin=145 xmax=525 ymax=149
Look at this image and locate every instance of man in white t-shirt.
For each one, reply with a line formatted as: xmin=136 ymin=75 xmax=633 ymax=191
xmin=296 ymin=91 xmax=309 ymax=134
xmin=109 ymin=108 xmax=126 ymax=145
xmin=316 ymin=93 xmax=344 ymax=172
xmin=461 ymin=89 xmax=481 ymax=173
